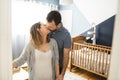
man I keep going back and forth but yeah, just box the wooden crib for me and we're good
[70,36,112,78]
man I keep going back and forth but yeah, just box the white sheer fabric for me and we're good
[12,0,58,59]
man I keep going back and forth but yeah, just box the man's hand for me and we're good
[56,74,64,80]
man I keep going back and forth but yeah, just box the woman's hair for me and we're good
[30,22,50,48]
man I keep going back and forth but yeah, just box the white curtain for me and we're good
[12,0,58,59]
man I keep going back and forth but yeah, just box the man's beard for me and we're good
[50,29,57,32]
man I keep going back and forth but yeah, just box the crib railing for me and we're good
[70,42,112,78]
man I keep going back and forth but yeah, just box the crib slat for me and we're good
[95,49,99,73]
[77,45,79,66]
[90,47,93,70]
[88,46,91,70]
[78,45,80,66]
[92,47,96,71]
[107,53,111,76]
[93,48,97,71]
[75,44,77,64]
[105,50,108,76]
[83,46,85,67]
[79,45,82,66]
[84,46,87,68]
[101,49,105,75]
[98,49,102,73]
[73,43,76,64]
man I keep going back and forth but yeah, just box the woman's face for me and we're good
[38,23,50,35]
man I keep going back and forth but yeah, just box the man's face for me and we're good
[46,20,57,31]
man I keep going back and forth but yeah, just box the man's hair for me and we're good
[47,10,61,26]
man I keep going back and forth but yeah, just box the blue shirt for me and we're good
[49,26,72,68]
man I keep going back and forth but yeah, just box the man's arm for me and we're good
[60,48,71,79]
[55,63,59,78]
[58,32,71,80]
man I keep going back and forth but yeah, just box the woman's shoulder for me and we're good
[25,41,35,49]
[50,38,57,44]
[50,38,56,42]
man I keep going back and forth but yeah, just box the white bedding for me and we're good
[71,48,111,75]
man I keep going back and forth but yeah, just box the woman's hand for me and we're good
[12,62,17,68]
[12,67,20,74]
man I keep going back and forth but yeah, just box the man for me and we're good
[46,10,71,80]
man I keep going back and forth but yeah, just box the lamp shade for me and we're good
[60,0,73,5]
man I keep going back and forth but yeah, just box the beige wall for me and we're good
[0,0,12,80]
[108,1,120,80]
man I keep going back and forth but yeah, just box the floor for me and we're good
[64,70,86,80]
[13,63,107,80]
[67,67,107,80]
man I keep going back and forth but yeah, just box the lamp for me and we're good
[87,23,96,45]
[60,0,73,5]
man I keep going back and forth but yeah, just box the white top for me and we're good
[33,49,52,80]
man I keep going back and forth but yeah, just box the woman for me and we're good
[13,22,59,80]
